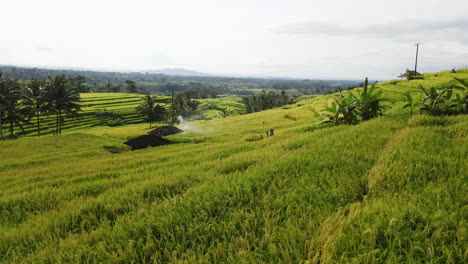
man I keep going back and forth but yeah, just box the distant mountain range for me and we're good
[141,68,214,77]
[0,64,358,81]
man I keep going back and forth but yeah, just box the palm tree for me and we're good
[0,76,27,137]
[42,75,81,135]
[24,79,46,137]
[136,95,166,128]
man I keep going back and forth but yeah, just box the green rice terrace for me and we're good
[0,70,467,263]
[4,92,245,136]
[5,93,149,136]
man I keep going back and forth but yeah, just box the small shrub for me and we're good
[102,144,130,153]
[408,76,424,80]
[95,109,121,119]
[244,135,263,142]
[284,113,297,121]
[107,117,126,127]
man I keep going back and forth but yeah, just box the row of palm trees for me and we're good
[0,72,81,138]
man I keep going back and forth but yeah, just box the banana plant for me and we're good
[320,90,358,126]
[453,78,468,114]
[402,92,422,116]
[351,78,387,121]
[419,84,458,116]
[454,93,468,114]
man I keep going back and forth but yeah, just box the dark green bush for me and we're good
[319,78,387,126]
[107,117,126,127]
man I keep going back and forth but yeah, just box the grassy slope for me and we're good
[0,70,467,263]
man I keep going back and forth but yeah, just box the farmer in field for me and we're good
[269,128,274,136]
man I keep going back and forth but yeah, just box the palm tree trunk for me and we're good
[36,110,40,137]
[9,119,14,136]
[56,112,59,135]
[59,109,62,135]
[0,111,3,138]
[58,109,61,135]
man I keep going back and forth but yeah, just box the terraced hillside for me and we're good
[16,93,152,135]
[0,70,467,263]
[5,92,245,136]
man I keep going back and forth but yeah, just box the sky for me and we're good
[1,0,468,79]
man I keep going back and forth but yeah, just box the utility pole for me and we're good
[414,43,420,74]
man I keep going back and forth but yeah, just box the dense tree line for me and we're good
[242,90,293,113]
[0,66,359,95]
[0,71,81,138]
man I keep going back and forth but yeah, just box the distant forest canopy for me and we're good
[0,66,360,96]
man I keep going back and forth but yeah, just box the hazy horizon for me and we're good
[1,0,467,79]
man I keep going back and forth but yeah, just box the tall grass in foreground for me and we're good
[0,70,467,263]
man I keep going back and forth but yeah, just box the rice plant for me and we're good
[0,69,466,263]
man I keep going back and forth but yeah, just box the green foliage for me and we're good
[171,92,201,121]
[94,108,121,119]
[102,81,121,93]
[320,78,386,126]
[352,78,387,121]
[107,117,126,127]
[419,84,460,116]
[320,89,358,126]
[283,113,297,121]
[136,95,167,128]
[0,76,28,137]
[401,69,423,80]
[402,92,422,116]
[125,80,137,93]
[453,78,468,114]
[0,66,359,96]
[242,90,293,113]
[23,79,47,137]
[42,75,82,135]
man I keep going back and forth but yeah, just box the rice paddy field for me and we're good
[0,70,467,263]
[7,93,245,136]
[20,93,150,135]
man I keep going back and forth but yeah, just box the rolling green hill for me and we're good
[0,70,467,263]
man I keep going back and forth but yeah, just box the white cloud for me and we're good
[275,18,468,44]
